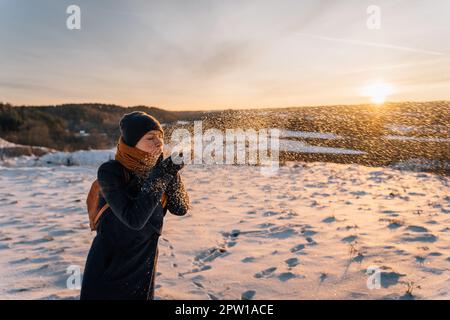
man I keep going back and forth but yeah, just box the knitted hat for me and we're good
[119,111,164,147]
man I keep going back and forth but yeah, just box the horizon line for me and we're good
[2,99,450,113]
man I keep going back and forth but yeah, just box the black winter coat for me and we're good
[80,158,189,300]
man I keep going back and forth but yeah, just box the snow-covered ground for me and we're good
[0,138,17,148]
[0,150,449,299]
[0,132,367,167]
[384,135,450,143]
[279,140,365,155]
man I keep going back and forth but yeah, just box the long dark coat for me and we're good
[80,159,189,300]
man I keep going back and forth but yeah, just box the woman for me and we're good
[80,111,190,300]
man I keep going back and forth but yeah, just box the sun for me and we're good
[362,82,394,104]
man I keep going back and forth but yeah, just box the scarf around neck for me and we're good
[115,136,162,179]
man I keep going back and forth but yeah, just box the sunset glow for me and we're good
[362,82,394,105]
[1,1,449,110]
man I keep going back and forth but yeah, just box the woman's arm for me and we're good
[165,172,190,216]
[98,160,175,231]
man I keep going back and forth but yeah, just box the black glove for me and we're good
[165,172,190,216]
[140,152,185,194]
[159,152,185,176]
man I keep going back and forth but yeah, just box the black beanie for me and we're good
[119,111,164,147]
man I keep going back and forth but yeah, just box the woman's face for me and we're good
[135,130,164,155]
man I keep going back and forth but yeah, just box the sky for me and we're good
[1,0,450,110]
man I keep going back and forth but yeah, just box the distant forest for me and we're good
[0,103,204,151]
[1,101,449,160]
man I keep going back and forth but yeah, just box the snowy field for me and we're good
[0,152,449,300]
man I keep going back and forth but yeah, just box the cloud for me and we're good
[298,33,448,57]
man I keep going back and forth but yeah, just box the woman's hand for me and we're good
[140,152,185,196]
[165,172,190,216]
[160,152,185,176]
